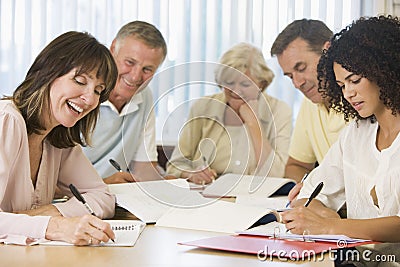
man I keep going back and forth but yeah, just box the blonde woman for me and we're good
[167,43,292,184]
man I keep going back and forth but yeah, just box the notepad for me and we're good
[37,220,145,247]
[202,174,296,198]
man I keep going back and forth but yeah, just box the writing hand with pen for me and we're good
[280,182,341,235]
[183,156,217,185]
[103,159,137,184]
[42,184,116,246]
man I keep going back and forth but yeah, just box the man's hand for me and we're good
[103,172,137,184]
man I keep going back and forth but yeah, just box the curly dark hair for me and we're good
[318,15,400,122]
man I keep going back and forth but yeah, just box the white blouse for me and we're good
[298,120,400,219]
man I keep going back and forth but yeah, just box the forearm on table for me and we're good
[331,216,400,242]
[16,204,62,216]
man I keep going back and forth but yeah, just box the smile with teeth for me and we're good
[67,100,83,113]
[123,78,138,87]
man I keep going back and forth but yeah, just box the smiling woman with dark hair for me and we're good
[281,15,400,242]
[0,31,118,246]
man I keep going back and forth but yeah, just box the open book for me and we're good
[155,199,283,234]
[202,174,296,198]
[108,179,211,223]
[36,220,145,247]
[108,179,284,233]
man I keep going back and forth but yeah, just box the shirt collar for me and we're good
[101,91,144,116]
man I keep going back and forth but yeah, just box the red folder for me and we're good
[179,235,376,259]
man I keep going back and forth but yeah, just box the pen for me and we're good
[109,158,123,172]
[69,184,96,216]
[202,156,216,185]
[304,182,324,207]
[300,172,309,183]
[68,184,115,243]
[285,172,309,208]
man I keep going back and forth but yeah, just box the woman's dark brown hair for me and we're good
[11,31,117,148]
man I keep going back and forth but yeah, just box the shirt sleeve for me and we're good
[166,102,203,177]
[0,213,50,241]
[0,107,50,240]
[288,98,317,164]
[256,100,292,177]
[53,146,115,219]
[133,107,158,162]
[297,125,347,211]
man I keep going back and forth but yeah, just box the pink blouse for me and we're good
[0,100,115,240]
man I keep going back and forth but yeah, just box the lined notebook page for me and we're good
[37,220,145,247]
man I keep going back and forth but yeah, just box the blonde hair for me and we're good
[215,42,274,91]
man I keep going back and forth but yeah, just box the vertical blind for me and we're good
[0,0,376,143]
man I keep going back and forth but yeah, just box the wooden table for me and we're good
[0,223,334,267]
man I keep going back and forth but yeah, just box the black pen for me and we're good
[69,184,96,216]
[304,182,324,207]
[69,184,115,243]
[109,159,123,172]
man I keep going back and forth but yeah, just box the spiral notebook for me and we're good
[37,220,146,247]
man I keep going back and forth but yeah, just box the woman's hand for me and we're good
[185,166,217,185]
[287,183,303,203]
[46,215,115,246]
[238,99,259,125]
[281,206,339,235]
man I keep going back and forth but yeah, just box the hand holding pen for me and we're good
[282,181,324,233]
[103,159,136,184]
[185,156,217,185]
[69,184,115,243]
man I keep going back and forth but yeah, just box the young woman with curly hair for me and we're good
[281,15,400,242]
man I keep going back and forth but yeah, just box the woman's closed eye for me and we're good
[74,75,87,85]
[350,77,361,84]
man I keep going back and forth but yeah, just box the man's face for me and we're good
[110,35,164,102]
[277,38,324,104]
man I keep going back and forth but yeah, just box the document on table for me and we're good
[37,220,146,247]
[109,179,210,223]
[202,174,296,198]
